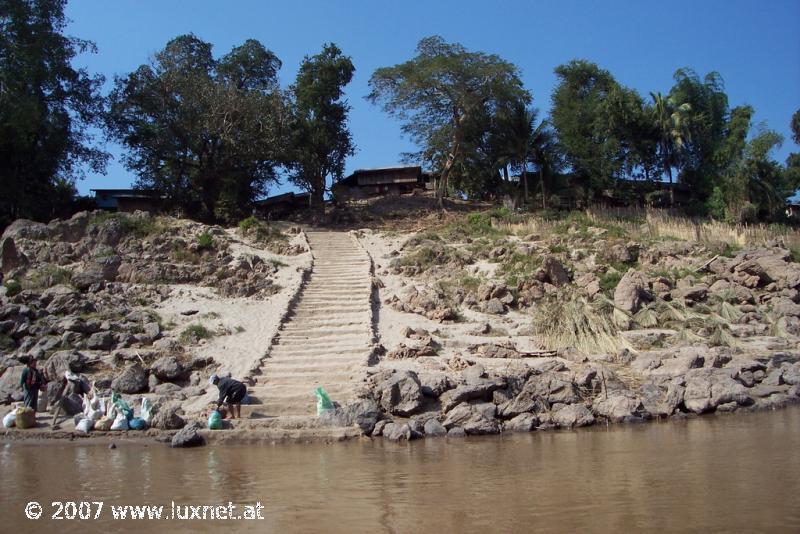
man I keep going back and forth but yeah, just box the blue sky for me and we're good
[64,0,800,196]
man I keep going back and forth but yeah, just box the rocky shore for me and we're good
[2,204,800,446]
[1,210,309,443]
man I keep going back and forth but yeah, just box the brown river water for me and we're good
[1,408,799,533]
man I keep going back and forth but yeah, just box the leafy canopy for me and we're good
[107,34,285,223]
[0,0,107,226]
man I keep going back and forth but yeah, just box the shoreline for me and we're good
[3,399,797,447]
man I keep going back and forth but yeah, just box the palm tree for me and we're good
[651,92,692,204]
[495,101,537,202]
[529,120,560,209]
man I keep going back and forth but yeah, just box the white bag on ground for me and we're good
[140,397,153,424]
[75,418,94,434]
[3,410,17,428]
[110,413,129,431]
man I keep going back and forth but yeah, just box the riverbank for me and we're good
[3,203,800,446]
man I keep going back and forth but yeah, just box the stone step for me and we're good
[268,345,369,357]
[264,355,367,370]
[256,371,358,385]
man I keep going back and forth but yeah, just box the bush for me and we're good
[26,265,72,288]
[238,216,260,233]
[179,324,213,344]
[197,232,214,250]
[3,279,22,297]
[599,271,622,293]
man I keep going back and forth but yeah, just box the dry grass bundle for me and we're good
[674,328,704,346]
[633,304,659,328]
[718,301,744,323]
[533,294,630,354]
[708,324,739,348]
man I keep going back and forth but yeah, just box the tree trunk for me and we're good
[666,163,674,207]
[437,136,460,210]
[539,167,546,210]
[309,174,326,219]
[522,166,528,203]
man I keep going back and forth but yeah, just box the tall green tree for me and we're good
[650,91,692,203]
[666,69,730,202]
[367,36,529,208]
[550,60,626,202]
[287,43,355,214]
[0,0,107,227]
[107,35,285,223]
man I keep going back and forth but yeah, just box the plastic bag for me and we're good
[208,410,222,430]
[94,417,113,431]
[3,410,17,428]
[75,418,93,434]
[15,407,35,429]
[314,387,334,416]
[128,417,147,430]
[140,398,153,424]
[110,413,129,431]
[112,393,133,420]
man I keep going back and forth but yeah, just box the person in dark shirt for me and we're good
[209,374,247,419]
[19,359,45,412]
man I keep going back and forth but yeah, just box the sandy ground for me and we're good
[155,229,312,413]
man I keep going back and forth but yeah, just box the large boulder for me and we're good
[150,400,186,430]
[86,331,114,350]
[614,269,650,314]
[442,402,500,435]
[382,422,413,441]
[376,370,425,416]
[734,250,800,289]
[150,355,185,382]
[318,399,381,435]
[423,418,447,437]
[111,363,148,394]
[592,391,650,423]
[170,421,205,448]
[1,237,27,275]
[503,413,538,432]
[71,269,105,291]
[638,379,685,417]
[439,378,506,412]
[552,404,595,428]
[683,368,751,413]
[0,365,25,402]
[541,256,570,287]
[43,350,86,381]
[496,371,579,418]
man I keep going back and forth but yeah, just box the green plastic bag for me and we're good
[314,387,334,415]
[208,410,222,430]
[111,392,133,421]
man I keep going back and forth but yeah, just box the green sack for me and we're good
[112,394,133,421]
[314,387,334,416]
[208,410,222,430]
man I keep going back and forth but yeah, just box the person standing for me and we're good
[210,374,247,419]
[19,359,44,413]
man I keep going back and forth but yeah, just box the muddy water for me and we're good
[1,409,799,533]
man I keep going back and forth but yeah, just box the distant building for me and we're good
[91,189,163,213]
[254,192,311,219]
[332,166,433,201]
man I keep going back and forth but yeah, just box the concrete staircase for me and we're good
[242,231,373,419]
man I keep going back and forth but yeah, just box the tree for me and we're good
[0,0,107,227]
[666,69,730,203]
[650,91,692,204]
[550,60,626,202]
[107,35,285,223]
[368,36,529,208]
[287,43,355,214]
